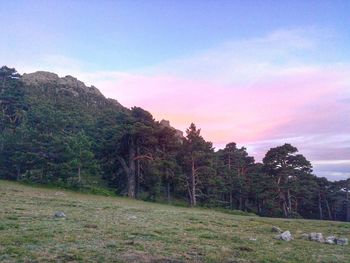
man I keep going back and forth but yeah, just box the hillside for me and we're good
[1,66,349,221]
[0,180,349,262]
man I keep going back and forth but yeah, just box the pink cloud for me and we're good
[14,28,349,179]
[94,66,350,181]
[97,67,349,149]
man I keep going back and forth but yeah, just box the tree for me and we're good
[2,65,350,222]
[117,107,157,198]
[0,66,27,133]
[263,143,312,217]
[67,131,98,185]
[247,163,278,216]
[219,143,254,210]
[181,123,214,206]
[155,124,182,202]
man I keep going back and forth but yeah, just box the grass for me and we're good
[0,180,349,262]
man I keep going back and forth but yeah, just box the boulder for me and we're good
[275,231,293,241]
[336,238,348,246]
[301,233,309,240]
[271,226,282,233]
[309,232,324,243]
[54,211,66,218]
[325,236,336,244]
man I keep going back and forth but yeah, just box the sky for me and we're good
[1,0,349,180]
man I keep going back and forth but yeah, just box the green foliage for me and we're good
[1,66,349,222]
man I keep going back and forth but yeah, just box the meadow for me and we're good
[0,180,349,262]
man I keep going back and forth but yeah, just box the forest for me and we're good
[1,66,349,221]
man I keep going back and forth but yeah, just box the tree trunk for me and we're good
[191,156,196,206]
[167,180,171,203]
[287,189,292,214]
[257,198,261,214]
[127,142,136,198]
[325,198,332,220]
[239,194,243,210]
[135,145,140,198]
[187,184,193,206]
[16,166,20,181]
[77,165,81,183]
[318,191,323,220]
[282,200,288,217]
[117,140,136,199]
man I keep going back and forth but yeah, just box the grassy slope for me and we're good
[0,180,349,263]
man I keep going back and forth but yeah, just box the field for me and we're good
[0,180,349,262]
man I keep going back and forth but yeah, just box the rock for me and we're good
[84,224,98,229]
[271,226,282,233]
[325,236,336,244]
[127,215,137,220]
[22,71,59,86]
[54,211,66,218]
[336,238,348,246]
[22,71,103,97]
[309,232,324,243]
[301,233,309,240]
[276,231,293,241]
[54,191,65,196]
[249,237,257,241]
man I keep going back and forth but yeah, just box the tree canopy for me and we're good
[1,66,349,222]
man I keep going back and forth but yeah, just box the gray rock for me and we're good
[54,211,66,218]
[22,71,103,97]
[249,237,257,241]
[301,233,309,240]
[22,71,59,86]
[276,231,293,241]
[325,236,336,244]
[336,238,348,246]
[309,232,324,243]
[271,226,283,233]
[54,191,65,196]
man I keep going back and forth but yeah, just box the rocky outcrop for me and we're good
[271,226,283,233]
[336,238,348,245]
[22,71,103,97]
[275,231,293,241]
[309,232,324,243]
[22,71,59,86]
[160,119,184,139]
[300,233,348,245]
[325,236,336,244]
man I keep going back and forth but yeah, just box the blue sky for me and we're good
[1,1,349,180]
[2,0,350,70]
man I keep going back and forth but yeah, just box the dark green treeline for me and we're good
[1,66,349,221]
